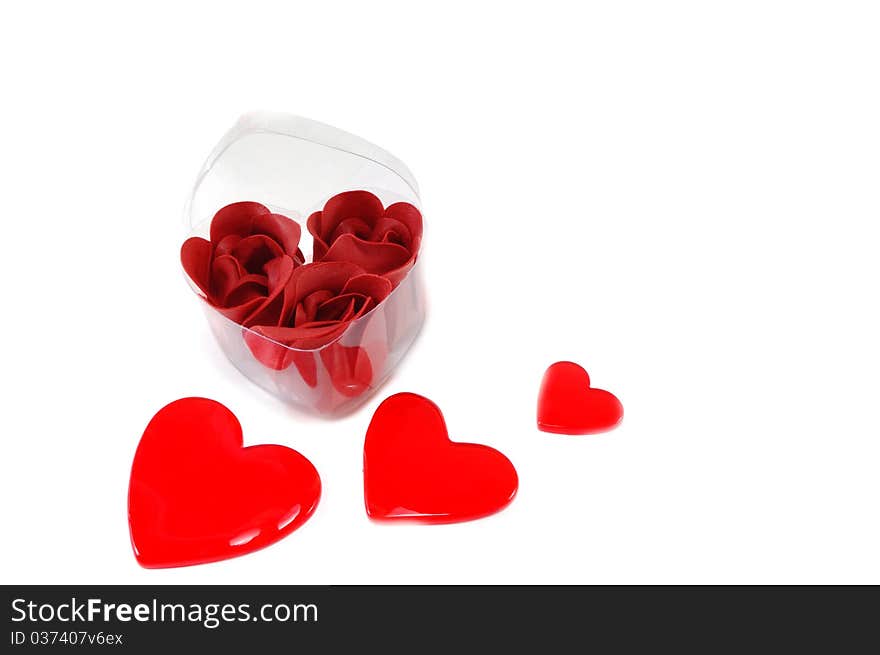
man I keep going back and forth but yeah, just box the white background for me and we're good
[1,1,878,584]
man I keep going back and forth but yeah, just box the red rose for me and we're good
[180,202,304,325]
[245,260,392,379]
[307,190,422,287]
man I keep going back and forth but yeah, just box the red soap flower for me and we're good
[180,202,304,325]
[181,194,419,407]
[307,190,422,287]
[245,260,393,375]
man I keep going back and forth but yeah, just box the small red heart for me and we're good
[363,393,518,523]
[128,398,321,568]
[537,361,623,434]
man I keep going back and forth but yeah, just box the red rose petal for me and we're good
[245,261,373,370]
[252,213,303,261]
[286,350,318,387]
[244,320,350,372]
[341,273,394,303]
[216,296,269,324]
[279,261,366,326]
[180,237,214,298]
[319,190,385,238]
[308,191,385,261]
[209,201,271,244]
[320,343,373,397]
[297,289,336,325]
[210,255,247,301]
[384,202,423,240]
[370,216,412,247]
[241,329,288,371]
[223,274,268,307]
[242,255,298,327]
[264,254,298,290]
[306,211,329,260]
[291,261,364,296]
[242,255,395,397]
[319,234,414,284]
[329,217,373,244]
[213,234,242,258]
[314,294,361,322]
[230,234,285,273]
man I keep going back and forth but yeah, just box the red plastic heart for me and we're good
[363,393,518,523]
[537,361,623,434]
[128,398,320,568]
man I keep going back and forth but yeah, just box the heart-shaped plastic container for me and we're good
[183,113,425,415]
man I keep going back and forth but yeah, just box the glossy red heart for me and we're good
[128,398,321,568]
[363,393,518,523]
[537,361,623,434]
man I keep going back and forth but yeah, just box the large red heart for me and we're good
[537,361,623,434]
[363,393,518,523]
[128,398,321,568]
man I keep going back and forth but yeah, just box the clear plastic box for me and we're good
[182,113,425,415]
